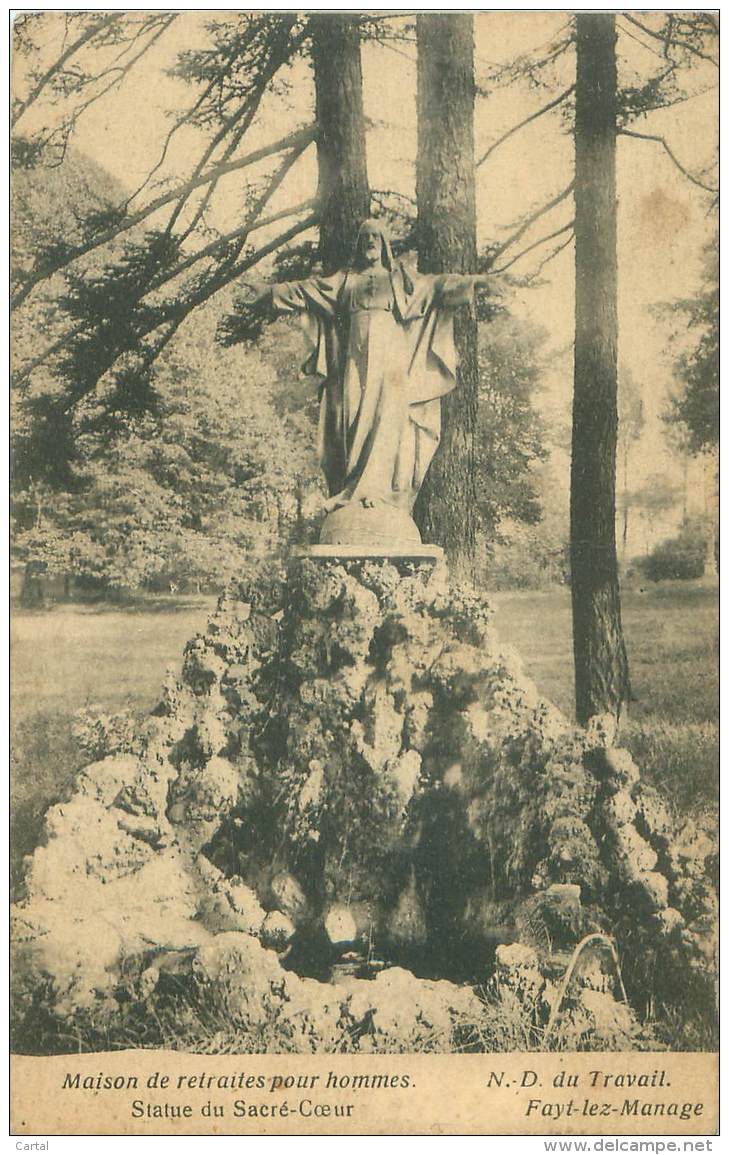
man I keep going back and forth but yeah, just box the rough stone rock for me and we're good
[11,565,717,1043]
[585,714,619,749]
[193,932,284,1027]
[493,944,544,1007]
[633,871,670,913]
[197,878,266,936]
[389,749,422,806]
[297,763,325,811]
[75,753,145,807]
[324,904,358,947]
[24,795,155,901]
[182,637,229,694]
[652,907,684,937]
[495,943,540,973]
[603,790,639,830]
[168,755,243,849]
[13,845,211,1019]
[269,872,310,926]
[342,966,481,1052]
[537,884,583,947]
[610,825,658,882]
[578,988,637,1044]
[385,869,427,948]
[592,746,641,792]
[273,971,347,1051]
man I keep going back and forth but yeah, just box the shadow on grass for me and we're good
[12,593,218,617]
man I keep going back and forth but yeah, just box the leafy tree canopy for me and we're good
[664,234,719,453]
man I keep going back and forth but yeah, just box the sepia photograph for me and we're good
[10,8,719,1136]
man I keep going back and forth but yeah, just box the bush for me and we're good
[484,523,570,591]
[638,523,706,583]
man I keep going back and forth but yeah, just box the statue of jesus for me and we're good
[240,219,492,547]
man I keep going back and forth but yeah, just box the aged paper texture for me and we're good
[10,9,718,1138]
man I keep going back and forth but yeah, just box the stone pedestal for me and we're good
[318,501,423,549]
[294,544,444,562]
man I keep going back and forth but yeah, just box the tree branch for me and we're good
[167,17,307,240]
[148,140,315,294]
[13,152,316,388]
[44,17,176,167]
[477,85,575,168]
[482,27,574,88]
[12,13,122,125]
[623,13,718,68]
[486,182,575,266]
[56,212,321,418]
[619,128,718,195]
[491,220,575,274]
[158,212,321,328]
[12,322,86,389]
[154,197,317,294]
[122,81,217,210]
[617,18,676,63]
[12,124,318,308]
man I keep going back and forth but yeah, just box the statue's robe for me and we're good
[272,265,474,512]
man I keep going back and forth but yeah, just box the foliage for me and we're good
[12,11,320,496]
[485,521,569,591]
[11,147,327,593]
[664,234,719,453]
[475,310,549,545]
[71,706,138,762]
[637,519,707,583]
[12,304,322,591]
[622,473,682,549]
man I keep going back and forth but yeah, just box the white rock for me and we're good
[325,904,358,946]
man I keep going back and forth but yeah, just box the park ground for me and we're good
[10,581,718,892]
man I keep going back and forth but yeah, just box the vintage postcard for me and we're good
[10,9,718,1137]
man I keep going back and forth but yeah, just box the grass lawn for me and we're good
[10,581,718,888]
[10,594,216,888]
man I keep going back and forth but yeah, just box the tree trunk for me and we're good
[571,14,630,726]
[20,561,44,609]
[310,15,370,275]
[414,14,479,580]
[702,449,718,579]
[620,438,628,560]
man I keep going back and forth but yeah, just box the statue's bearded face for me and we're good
[358,225,384,267]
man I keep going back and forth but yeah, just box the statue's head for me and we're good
[353,218,394,270]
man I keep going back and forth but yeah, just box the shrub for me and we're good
[71,705,138,762]
[484,524,570,591]
[638,523,706,583]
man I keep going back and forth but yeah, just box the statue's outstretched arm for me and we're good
[238,273,344,316]
[429,272,500,309]
[435,272,496,303]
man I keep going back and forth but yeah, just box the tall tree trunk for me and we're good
[310,15,370,274]
[414,13,479,580]
[621,436,629,561]
[702,449,718,579]
[571,13,630,726]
